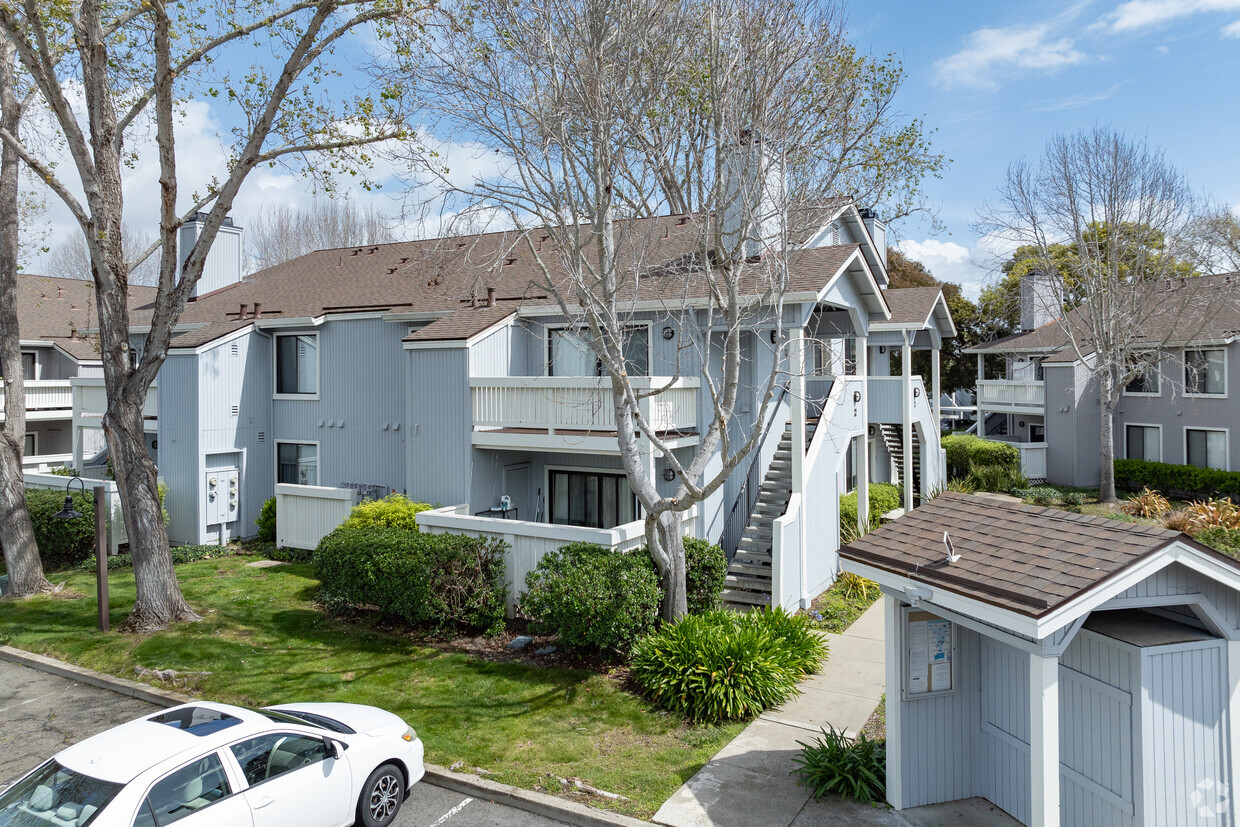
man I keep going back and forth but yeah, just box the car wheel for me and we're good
[357,763,404,827]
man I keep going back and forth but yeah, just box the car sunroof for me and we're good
[149,707,242,737]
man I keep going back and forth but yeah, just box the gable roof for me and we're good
[159,212,885,349]
[966,272,1240,358]
[840,492,1240,627]
[872,286,957,337]
[13,274,157,361]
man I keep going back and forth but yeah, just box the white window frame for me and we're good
[274,439,321,486]
[1183,347,1227,398]
[1184,427,1229,472]
[1122,359,1160,397]
[544,464,641,528]
[272,332,321,400]
[1123,422,1162,463]
[543,321,653,378]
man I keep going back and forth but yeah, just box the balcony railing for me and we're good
[0,379,73,413]
[471,376,699,435]
[71,377,159,421]
[977,379,1045,409]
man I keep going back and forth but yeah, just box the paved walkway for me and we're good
[653,603,1021,827]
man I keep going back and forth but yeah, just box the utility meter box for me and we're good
[206,468,240,525]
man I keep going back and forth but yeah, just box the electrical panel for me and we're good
[206,468,240,525]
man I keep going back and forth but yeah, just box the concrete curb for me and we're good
[0,644,649,826]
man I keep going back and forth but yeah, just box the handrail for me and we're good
[721,385,789,562]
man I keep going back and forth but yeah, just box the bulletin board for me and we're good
[903,608,955,699]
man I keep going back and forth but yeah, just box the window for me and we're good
[1125,369,1159,395]
[149,707,242,737]
[547,326,648,376]
[134,754,232,827]
[23,433,36,456]
[275,334,318,396]
[228,733,331,788]
[1033,358,1044,382]
[277,442,318,486]
[0,352,36,380]
[844,338,857,376]
[1186,428,1227,471]
[845,436,860,493]
[549,469,637,528]
[1029,424,1045,443]
[1185,349,1225,396]
[1125,425,1160,462]
[0,760,121,827]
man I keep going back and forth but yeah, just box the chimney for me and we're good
[1020,269,1062,332]
[239,303,248,319]
[252,302,262,319]
[486,287,496,308]
[718,130,785,262]
[179,211,245,299]
[858,207,888,270]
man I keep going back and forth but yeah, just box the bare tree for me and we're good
[1192,206,1240,272]
[979,127,1215,503]
[412,0,939,618]
[45,225,158,284]
[245,197,398,269]
[0,0,428,628]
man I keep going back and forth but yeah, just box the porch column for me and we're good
[72,422,83,474]
[884,594,904,809]
[856,334,869,535]
[1029,650,1061,827]
[901,330,913,511]
[791,331,807,606]
[932,344,941,428]
[976,353,985,437]
[1230,638,1240,804]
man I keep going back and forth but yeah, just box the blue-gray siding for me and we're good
[405,345,472,505]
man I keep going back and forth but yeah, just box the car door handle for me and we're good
[253,795,275,809]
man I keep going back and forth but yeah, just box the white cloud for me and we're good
[933,23,1087,91]
[896,238,991,299]
[1097,0,1240,32]
[1156,44,1170,53]
[1222,18,1240,36]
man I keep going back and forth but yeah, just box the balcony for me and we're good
[71,377,159,431]
[867,376,934,425]
[977,379,1045,413]
[0,380,73,420]
[470,376,700,454]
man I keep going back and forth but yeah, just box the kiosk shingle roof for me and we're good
[840,492,1239,617]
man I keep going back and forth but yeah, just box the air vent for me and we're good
[230,405,239,417]
[258,431,265,443]
[230,343,239,357]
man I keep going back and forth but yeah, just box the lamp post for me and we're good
[53,478,109,632]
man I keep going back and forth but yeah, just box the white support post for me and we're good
[902,331,913,511]
[856,334,869,536]
[976,353,985,437]
[884,594,904,809]
[790,331,807,606]
[932,345,942,427]
[1029,651,1061,827]
[1230,639,1240,808]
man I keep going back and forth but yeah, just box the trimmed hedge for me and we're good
[340,495,433,532]
[255,497,277,543]
[25,489,96,571]
[840,483,902,536]
[1197,527,1240,558]
[521,542,663,655]
[942,434,1020,479]
[683,537,728,615]
[314,526,507,635]
[1115,459,1240,500]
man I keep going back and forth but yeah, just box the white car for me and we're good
[0,701,424,827]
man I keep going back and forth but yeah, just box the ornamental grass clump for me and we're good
[792,725,886,804]
[1121,487,1171,519]
[630,608,827,724]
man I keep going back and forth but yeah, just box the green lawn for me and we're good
[0,555,741,818]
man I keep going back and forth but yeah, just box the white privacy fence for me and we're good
[0,380,74,412]
[23,471,127,557]
[419,505,697,615]
[275,484,359,550]
[471,377,699,434]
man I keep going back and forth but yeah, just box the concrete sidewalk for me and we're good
[652,603,1020,827]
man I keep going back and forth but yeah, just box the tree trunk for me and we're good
[649,510,687,622]
[106,394,199,630]
[1098,380,1117,504]
[0,39,48,599]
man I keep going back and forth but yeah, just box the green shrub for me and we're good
[79,544,235,572]
[255,497,277,543]
[967,462,1028,494]
[792,725,886,804]
[942,434,1020,478]
[315,527,507,634]
[630,610,811,723]
[47,466,77,477]
[521,543,662,655]
[945,477,976,494]
[25,489,96,571]
[743,607,829,677]
[1060,491,1087,508]
[340,495,433,532]
[1115,459,1240,500]
[1014,486,1061,506]
[683,537,727,615]
[839,483,902,541]
[1197,527,1240,558]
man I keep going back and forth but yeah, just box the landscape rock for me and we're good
[506,636,534,650]
[533,645,557,656]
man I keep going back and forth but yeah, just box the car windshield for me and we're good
[0,759,121,827]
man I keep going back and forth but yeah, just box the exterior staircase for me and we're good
[879,423,921,494]
[720,418,817,608]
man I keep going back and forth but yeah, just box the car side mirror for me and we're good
[325,738,342,760]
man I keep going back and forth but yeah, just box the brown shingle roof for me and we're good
[160,213,868,348]
[840,492,1239,618]
[881,286,944,326]
[404,305,517,342]
[13,274,157,361]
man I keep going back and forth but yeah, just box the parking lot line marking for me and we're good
[428,797,473,827]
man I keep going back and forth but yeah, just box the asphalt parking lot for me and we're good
[0,658,568,826]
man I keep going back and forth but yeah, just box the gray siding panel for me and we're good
[406,346,472,505]
[157,353,202,544]
[979,635,1031,825]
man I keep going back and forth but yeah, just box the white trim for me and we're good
[167,323,257,356]
[1121,422,1162,463]
[404,339,469,350]
[1184,425,1230,472]
[1184,346,1228,398]
[23,431,37,455]
[1029,651,1061,827]
[272,331,321,401]
[1230,639,1240,804]
[883,595,904,810]
[273,439,321,487]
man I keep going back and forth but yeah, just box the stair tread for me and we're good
[721,589,771,605]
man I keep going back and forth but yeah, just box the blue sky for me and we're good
[855,0,1240,297]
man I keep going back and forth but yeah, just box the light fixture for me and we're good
[662,468,676,482]
[769,329,778,344]
[1018,420,1026,428]
[53,477,86,521]
[852,391,862,403]
[878,345,886,354]
[662,326,675,340]
[913,387,921,398]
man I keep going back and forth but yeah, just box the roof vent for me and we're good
[504,258,516,266]
[486,287,496,307]
[943,531,960,564]
[252,303,262,319]
[351,249,361,256]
